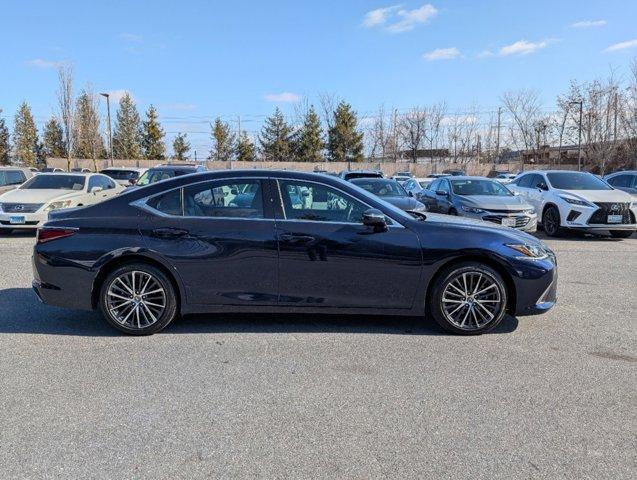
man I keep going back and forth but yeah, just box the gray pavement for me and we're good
[0,230,635,479]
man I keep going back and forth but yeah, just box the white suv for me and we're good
[508,170,636,238]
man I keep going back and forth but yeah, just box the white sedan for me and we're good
[402,177,433,198]
[508,170,636,238]
[0,173,124,231]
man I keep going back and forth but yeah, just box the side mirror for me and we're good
[537,182,548,191]
[436,190,448,196]
[408,191,413,197]
[128,178,137,185]
[512,191,520,196]
[362,208,387,231]
[91,186,103,194]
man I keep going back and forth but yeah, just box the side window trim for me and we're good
[134,177,273,220]
[273,178,402,227]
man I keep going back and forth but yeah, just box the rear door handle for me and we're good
[279,233,315,244]
[152,227,189,238]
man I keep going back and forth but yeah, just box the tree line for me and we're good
[1,58,636,173]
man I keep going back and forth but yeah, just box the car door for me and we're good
[272,178,422,309]
[86,175,111,204]
[138,177,279,306]
[525,174,545,212]
[419,179,439,211]
[509,174,533,202]
[435,178,453,213]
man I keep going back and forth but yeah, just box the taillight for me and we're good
[37,228,77,244]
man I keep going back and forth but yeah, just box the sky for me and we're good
[1,0,636,154]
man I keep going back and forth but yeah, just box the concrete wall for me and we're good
[46,157,576,176]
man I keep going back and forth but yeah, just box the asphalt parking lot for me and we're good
[0,230,635,479]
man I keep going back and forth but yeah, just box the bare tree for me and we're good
[399,107,428,163]
[423,102,446,171]
[318,92,340,131]
[56,65,75,171]
[501,90,542,152]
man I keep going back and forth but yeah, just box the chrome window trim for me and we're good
[274,178,405,228]
[131,176,271,220]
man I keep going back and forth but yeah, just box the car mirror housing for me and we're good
[537,182,548,191]
[91,186,104,194]
[362,208,387,231]
[436,190,448,196]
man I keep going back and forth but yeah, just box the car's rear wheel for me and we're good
[543,206,561,237]
[609,230,634,239]
[99,263,178,335]
[430,262,508,335]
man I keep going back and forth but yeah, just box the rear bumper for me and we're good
[32,253,94,311]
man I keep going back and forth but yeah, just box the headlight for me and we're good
[559,195,593,207]
[45,200,74,211]
[461,205,484,214]
[505,243,550,260]
[522,208,535,215]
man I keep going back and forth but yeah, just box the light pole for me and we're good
[100,93,114,166]
[570,100,583,171]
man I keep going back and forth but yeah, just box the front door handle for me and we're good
[279,233,315,244]
[152,227,189,238]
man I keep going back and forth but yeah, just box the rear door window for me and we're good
[183,180,264,218]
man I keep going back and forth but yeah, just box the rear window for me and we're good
[21,175,85,190]
[547,172,611,190]
[0,170,27,186]
[102,169,140,181]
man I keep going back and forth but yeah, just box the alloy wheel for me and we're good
[441,271,503,330]
[105,270,166,329]
[544,208,559,236]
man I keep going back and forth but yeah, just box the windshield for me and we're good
[0,170,25,187]
[21,174,85,190]
[547,172,612,190]
[102,169,140,181]
[351,179,407,197]
[137,169,176,186]
[451,179,512,196]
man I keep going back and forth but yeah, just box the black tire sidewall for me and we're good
[543,206,561,237]
[99,263,178,335]
[429,262,508,335]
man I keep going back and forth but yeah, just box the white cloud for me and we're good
[25,58,64,69]
[477,49,495,58]
[423,47,460,61]
[161,103,197,111]
[499,40,548,56]
[264,92,301,103]
[362,5,399,28]
[570,20,606,28]
[604,39,637,53]
[119,32,143,42]
[363,3,438,33]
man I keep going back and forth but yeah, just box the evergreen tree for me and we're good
[209,117,235,161]
[112,92,142,159]
[172,133,190,160]
[43,117,66,158]
[0,109,10,165]
[74,90,105,161]
[259,108,292,162]
[142,105,166,160]
[12,102,39,166]
[327,102,364,163]
[235,131,257,162]
[295,105,324,162]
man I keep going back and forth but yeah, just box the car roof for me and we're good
[101,167,146,171]
[150,165,202,171]
[0,166,32,171]
[442,175,492,181]
[604,170,637,177]
[350,177,396,182]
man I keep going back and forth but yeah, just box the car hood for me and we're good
[0,188,85,204]
[557,189,633,203]
[424,212,541,245]
[382,196,425,210]
[456,195,533,210]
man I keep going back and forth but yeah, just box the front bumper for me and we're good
[511,255,558,316]
[560,202,637,231]
[0,211,48,229]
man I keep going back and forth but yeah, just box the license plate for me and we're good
[9,216,25,224]
[501,217,517,227]
[607,214,623,224]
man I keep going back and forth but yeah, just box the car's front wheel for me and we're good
[99,263,178,335]
[543,206,562,237]
[429,262,508,335]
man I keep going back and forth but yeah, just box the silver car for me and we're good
[419,176,538,232]
[0,167,35,195]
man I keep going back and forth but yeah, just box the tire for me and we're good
[99,263,178,335]
[609,230,634,239]
[429,262,508,335]
[542,205,562,237]
[449,207,458,216]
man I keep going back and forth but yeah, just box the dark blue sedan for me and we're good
[32,170,557,335]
